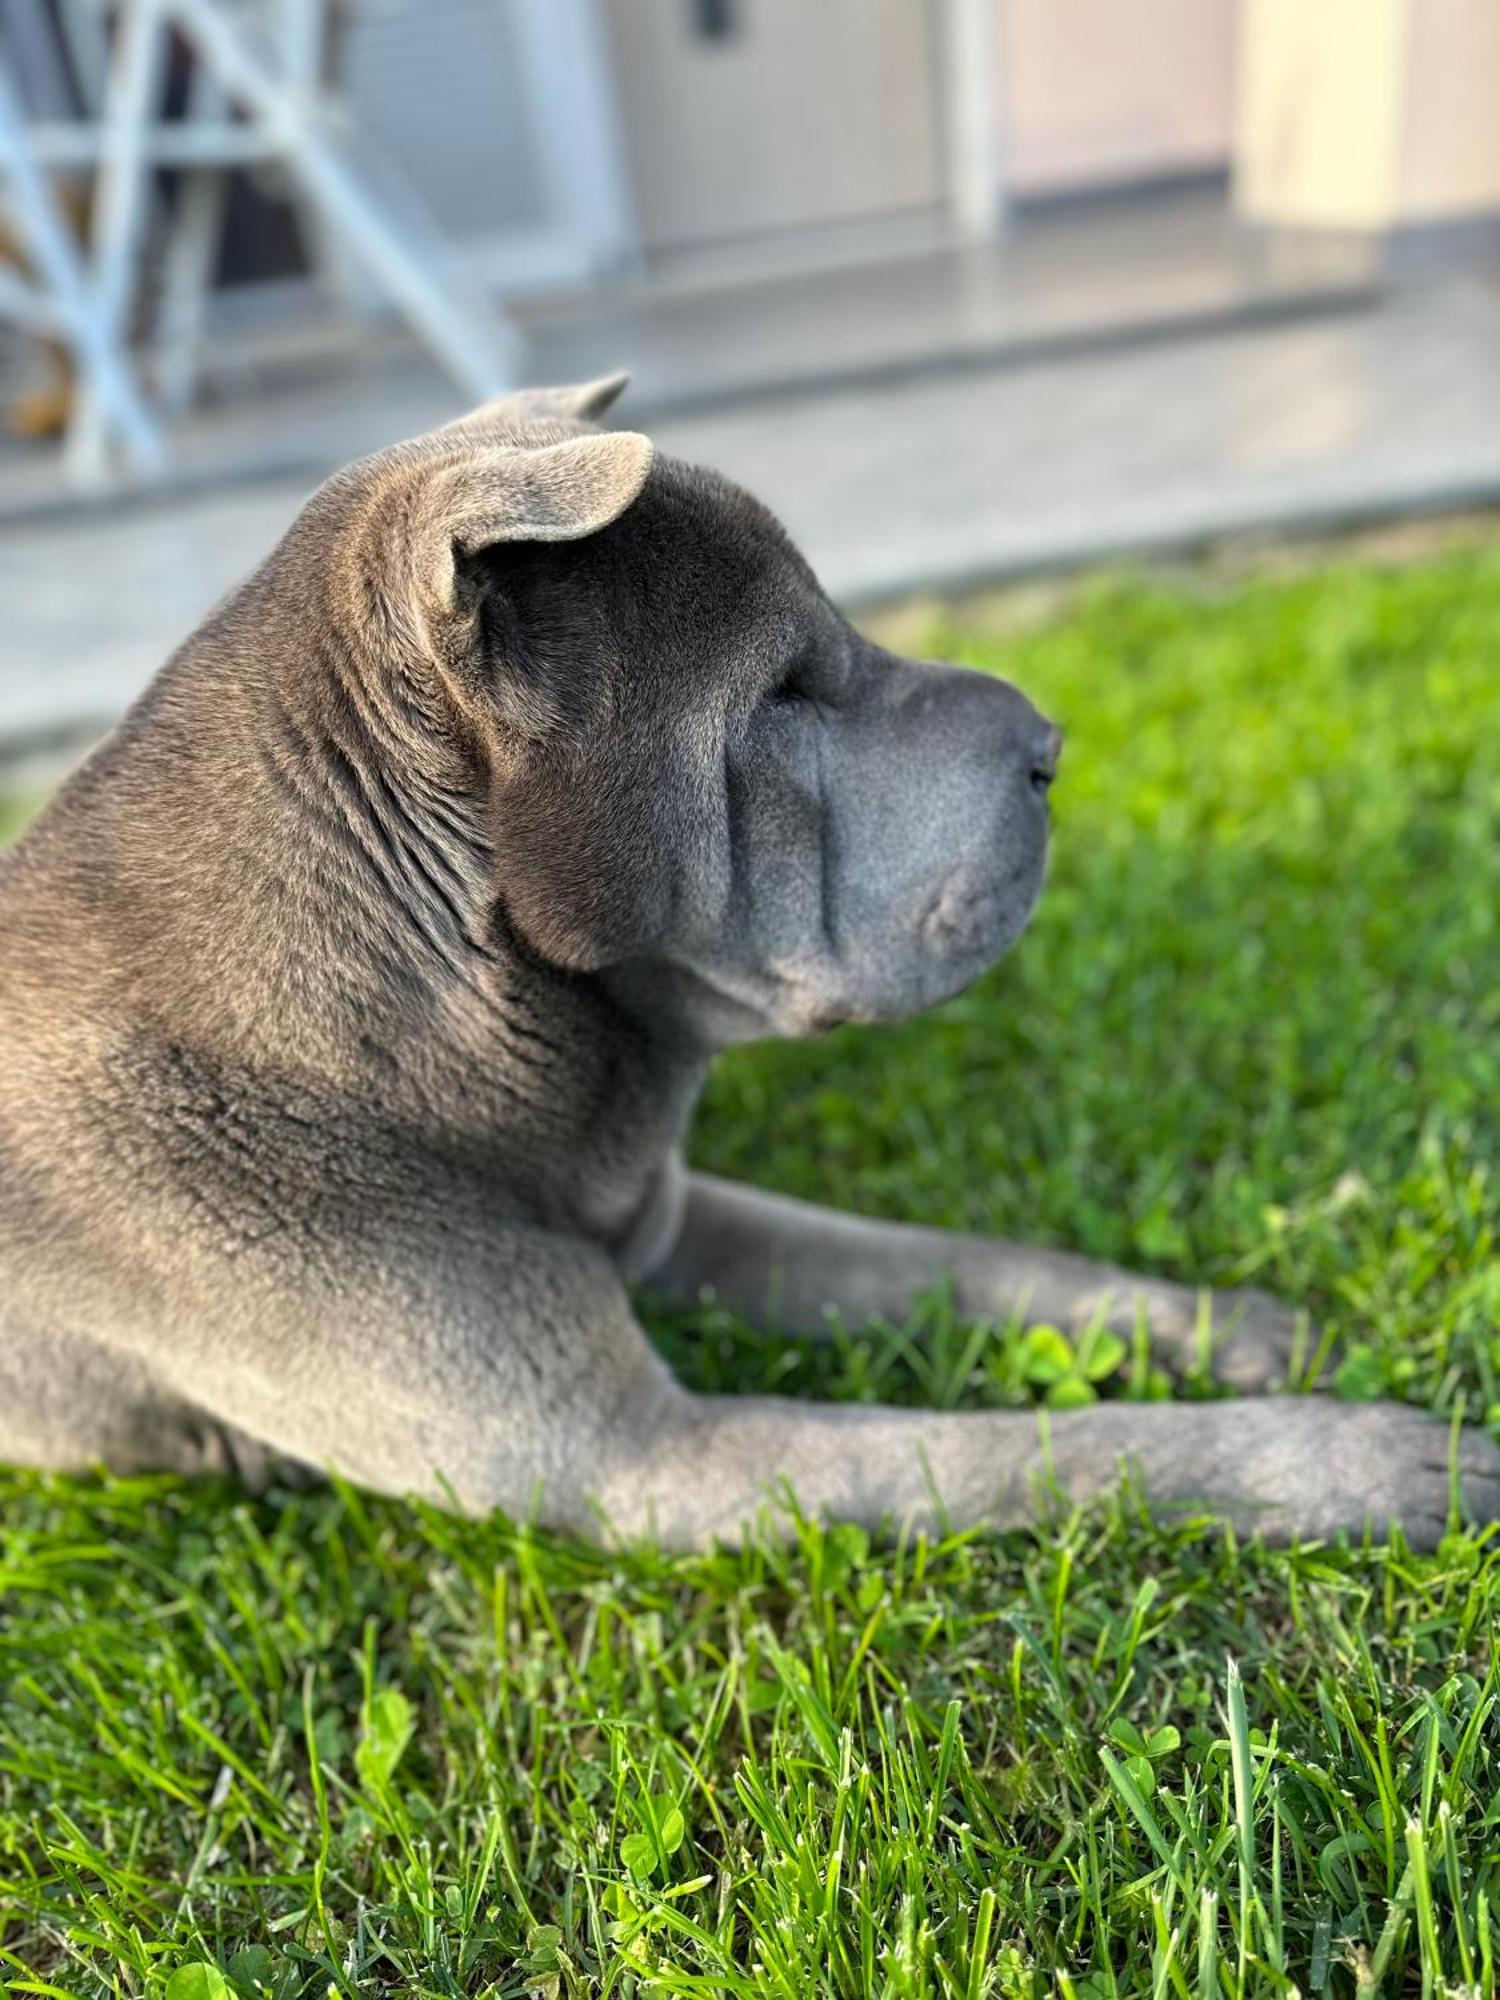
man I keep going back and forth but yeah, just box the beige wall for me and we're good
[1003,0,1236,196]
[1002,0,1500,227]
[1400,0,1500,217]
[1237,0,1500,229]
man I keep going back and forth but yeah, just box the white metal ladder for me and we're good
[0,0,519,488]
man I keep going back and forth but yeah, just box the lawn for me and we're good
[4,541,1500,1997]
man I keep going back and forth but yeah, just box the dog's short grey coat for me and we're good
[3,377,1496,1547]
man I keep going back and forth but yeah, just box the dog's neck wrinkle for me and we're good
[261,642,571,1064]
[70,610,527,1105]
[288,679,489,974]
[266,522,571,1049]
[253,639,705,1222]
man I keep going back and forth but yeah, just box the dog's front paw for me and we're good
[1232,1399,1500,1548]
[1049,1397,1500,1548]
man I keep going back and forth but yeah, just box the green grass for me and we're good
[5,542,1500,1997]
[0,795,39,846]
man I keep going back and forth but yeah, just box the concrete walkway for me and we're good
[5,271,1500,742]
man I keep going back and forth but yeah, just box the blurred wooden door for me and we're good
[605,0,944,253]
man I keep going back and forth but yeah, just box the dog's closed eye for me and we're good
[765,677,813,710]
[762,651,820,711]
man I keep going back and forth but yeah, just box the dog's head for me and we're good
[325,377,1057,1047]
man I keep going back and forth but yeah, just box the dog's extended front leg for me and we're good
[603,1388,1500,1552]
[646,1171,1305,1390]
[130,1225,1496,1550]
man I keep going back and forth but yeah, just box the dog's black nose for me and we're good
[1029,721,1062,793]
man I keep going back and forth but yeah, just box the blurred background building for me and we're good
[4,0,1500,749]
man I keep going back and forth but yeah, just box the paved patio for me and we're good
[4,256,1500,746]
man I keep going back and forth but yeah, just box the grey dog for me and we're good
[2,377,1495,1548]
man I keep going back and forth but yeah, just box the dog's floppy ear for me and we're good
[439,372,632,437]
[412,429,652,631]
